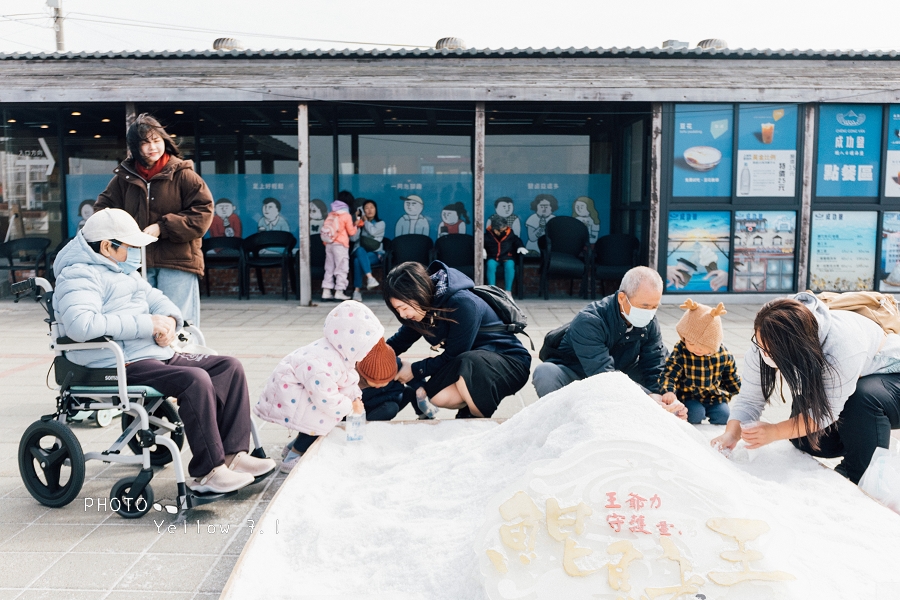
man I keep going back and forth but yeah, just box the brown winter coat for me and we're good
[94,156,213,277]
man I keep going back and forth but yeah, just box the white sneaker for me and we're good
[366,275,380,290]
[321,289,333,300]
[415,388,440,419]
[226,451,276,478]
[352,290,363,302]
[280,451,303,473]
[334,290,351,300]
[281,444,293,459]
[187,465,253,494]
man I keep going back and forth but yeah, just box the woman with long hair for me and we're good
[383,261,531,418]
[350,199,385,301]
[93,113,213,326]
[712,293,900,484]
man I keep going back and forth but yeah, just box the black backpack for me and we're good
[472,285,534,349]
[539,323,571,362]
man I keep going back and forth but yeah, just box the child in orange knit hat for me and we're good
[658,299,740,425]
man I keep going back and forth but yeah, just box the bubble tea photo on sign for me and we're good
[761,123,775,144]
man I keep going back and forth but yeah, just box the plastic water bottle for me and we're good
[346,402,366,442]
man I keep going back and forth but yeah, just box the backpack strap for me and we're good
[478,324,535,350]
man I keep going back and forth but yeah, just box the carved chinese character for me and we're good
[606,540,643,592]
[546,498,592,542]
[644,537,705,599]
[706,518,795,586]
[498,492,543,565]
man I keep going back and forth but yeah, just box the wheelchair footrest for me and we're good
[187,490,238,507]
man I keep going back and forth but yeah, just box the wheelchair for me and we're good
[13,276,271,519]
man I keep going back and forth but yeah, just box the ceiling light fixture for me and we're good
[7,119,16,123]
[94,134,101,138]
[101,118,110,123]
[40,124,49,129]
[71,111,81,116]
[69,129,76,134]
[174,110,184,115]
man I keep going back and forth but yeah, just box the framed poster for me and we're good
[884,105,900,198]
[809,211,877,292]
[665,211,731,292]
[816,104,882,197]
[880,212,900,291]
[672,104,733,197]
[733,211,796,292]
[736,105,798,197]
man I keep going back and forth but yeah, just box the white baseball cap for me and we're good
[81,208,158,247]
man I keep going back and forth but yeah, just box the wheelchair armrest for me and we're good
[57,335,112,345]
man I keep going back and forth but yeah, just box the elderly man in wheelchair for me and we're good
[49,208,275,499]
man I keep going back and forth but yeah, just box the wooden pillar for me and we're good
[648,103,663,272]
[125,102,136,128]
[796,104,816,292]
[298,104,312,305]
[473,102,486,285]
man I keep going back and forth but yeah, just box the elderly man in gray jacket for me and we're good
[53,208,274,494]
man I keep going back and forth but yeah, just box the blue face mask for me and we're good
[119,247,143,275]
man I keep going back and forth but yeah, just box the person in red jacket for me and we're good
[484,214,527,296]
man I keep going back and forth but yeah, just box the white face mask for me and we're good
[622,295,657,328]
[761,353,778,369]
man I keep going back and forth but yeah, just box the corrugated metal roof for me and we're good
[0,46,898,60]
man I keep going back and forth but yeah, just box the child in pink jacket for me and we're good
[253,300,397,472]
[320,199,359,301]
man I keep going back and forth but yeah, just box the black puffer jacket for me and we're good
[484,225,524,261]
[549,292,667,393]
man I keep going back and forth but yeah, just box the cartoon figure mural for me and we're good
[394,194,430,237]
[209,197,242,238]
[258,197,291,232]
[76,200,95,231]
[525,193,558,252]
[572,196,600,244]
[310,198,327,235]
[491,197,521,238]
[438,202,470,236]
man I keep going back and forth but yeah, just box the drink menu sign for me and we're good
[884,105,900,198]
[809,211,877,292]
[736,104,798,197]
[816,104,882,197]
[672,104,733,197]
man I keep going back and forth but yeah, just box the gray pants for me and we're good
[147,267,201,327]
[533,362,581,398]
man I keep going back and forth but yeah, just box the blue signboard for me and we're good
[885,106,900,198]
[736,104,798,197]
[809,211,877,291]
[66,174,111,235]
[665,211,731,292]
[816,104,882,197]
[673,104,733,197]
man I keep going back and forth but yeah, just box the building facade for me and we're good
[2,46,900,301]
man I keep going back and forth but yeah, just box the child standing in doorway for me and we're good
[320,199,358,301]
[254,301,398,472]
[658,299,740,425]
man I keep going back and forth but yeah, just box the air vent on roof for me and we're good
[435,37,466,50]
[213,38,243,51]
[662,40,689,49]
[697,39,728,50]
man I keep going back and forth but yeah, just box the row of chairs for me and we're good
[0,237,54,284]
[202,231,297,300]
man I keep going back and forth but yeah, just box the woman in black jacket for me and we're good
[383,261,532,418]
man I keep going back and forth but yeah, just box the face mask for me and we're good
[761,353,778,369]
[119,247,143,275]
[622,295,657,328]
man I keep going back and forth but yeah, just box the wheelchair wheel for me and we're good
[94,409,115,428]
[120,399,184,466]
[18,419,85,508]
[110,476,154,519]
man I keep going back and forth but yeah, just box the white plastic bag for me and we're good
[858,446,900,513]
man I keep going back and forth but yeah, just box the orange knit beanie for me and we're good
[356,338,398,387]
[675,298,726,355]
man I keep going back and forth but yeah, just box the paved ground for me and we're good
[0,293,781,599]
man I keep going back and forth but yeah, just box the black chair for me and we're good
[309,234,326,283]
[385,234,433,274]
[434,234,475,279]
[241,231,297,300]
[592,234,641,298]
[539,216,591,300]
[0,237,52,285]
[48,237,73,282]
[201,237,244,299]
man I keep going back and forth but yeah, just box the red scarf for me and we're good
[135,152,170,181]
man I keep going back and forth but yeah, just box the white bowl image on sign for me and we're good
[684,146,722,171]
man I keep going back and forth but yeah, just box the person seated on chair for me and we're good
[532,266,686,419]
[52,208,275,494]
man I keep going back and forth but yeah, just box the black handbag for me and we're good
[359,234,381,252]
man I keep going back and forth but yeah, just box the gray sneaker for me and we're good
[352,290,363,302]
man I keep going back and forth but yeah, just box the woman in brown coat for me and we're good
[94,114,213,326]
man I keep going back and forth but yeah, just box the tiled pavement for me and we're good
[0,293,783,598]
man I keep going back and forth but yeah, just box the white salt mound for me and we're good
[225,373,900,599]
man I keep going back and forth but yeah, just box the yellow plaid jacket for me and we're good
[658,341,740,404]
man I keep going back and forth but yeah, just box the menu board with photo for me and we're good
[884,106,900,198]
[880,212,900,291]
[816,104,882,197]
[672,104,733,197]
[733,211,796,292]
[665,211,731,292]
[809,211,877,292]
[736,105,798,197]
